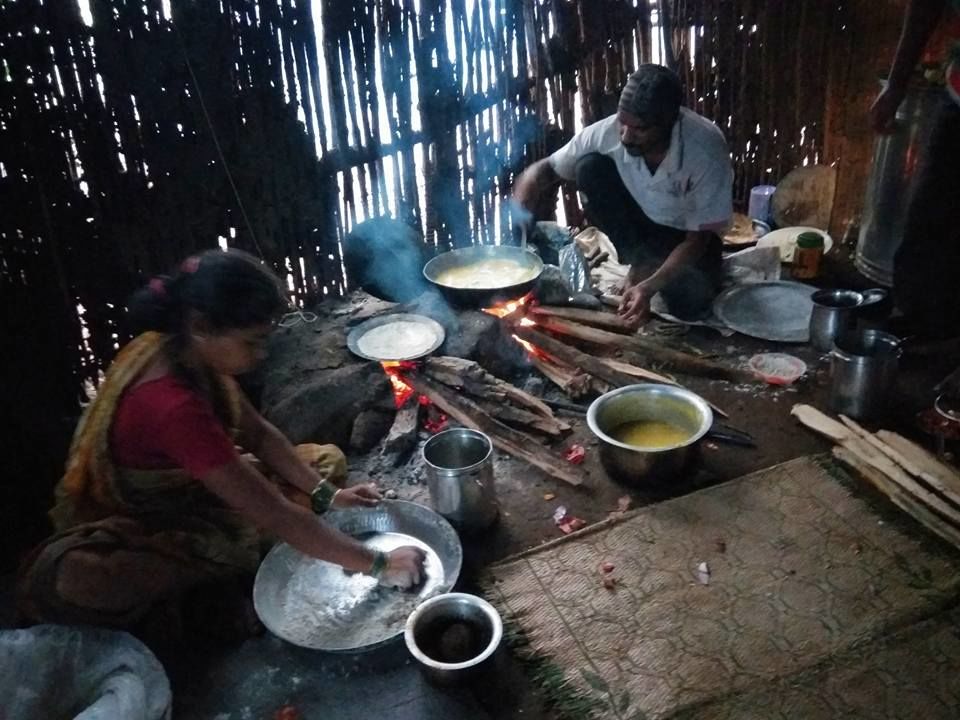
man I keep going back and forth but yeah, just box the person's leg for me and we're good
[894,99,960,338]
[656,234,723,320]
[575,153,669,266]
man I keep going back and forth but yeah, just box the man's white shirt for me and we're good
[548,107,734,233]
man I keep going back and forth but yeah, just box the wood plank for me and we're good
[528,315,756,383]
[408,375,586,487]
[529,305,634,334]
[834,446,960,550]
[791,403,853,443]
[514,326,638,388]
[876,430,960,496]
[529,355,594,399]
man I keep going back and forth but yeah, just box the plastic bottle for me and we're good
[792,231,824,280]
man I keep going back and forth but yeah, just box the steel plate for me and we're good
[253,501,462,652]
[346,313,445,362]
[713,281,816,343]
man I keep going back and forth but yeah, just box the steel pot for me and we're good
[404,592,503,686]
[829,329,901,420]
[809,289,864,352]
[586,385,713,486]
[422,428,499,532]
[422,245,544,308]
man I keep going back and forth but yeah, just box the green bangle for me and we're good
[368,550,388,578]
[310,480,337,515]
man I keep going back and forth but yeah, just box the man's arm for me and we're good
[511,158,563,217]
[872,0,946,132]
[619,231,709,326]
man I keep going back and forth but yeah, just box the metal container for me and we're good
[857,288,893,328]
[405,592,503,686]
[829,329,901,420]
[586,385,713,486]
[856,82,942,286]
[809,289,864,352]
[422,245,543,307]
[422,428,498,532]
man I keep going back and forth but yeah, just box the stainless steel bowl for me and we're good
[587,384,713,485]
[404,592,503,686]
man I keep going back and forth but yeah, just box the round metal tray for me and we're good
[253,501,462,652]
[713,281,816,343]
[346,313,445,362]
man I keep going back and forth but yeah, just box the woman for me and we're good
[18,249,425,638]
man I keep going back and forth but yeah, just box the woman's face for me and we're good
[196,323,274,376]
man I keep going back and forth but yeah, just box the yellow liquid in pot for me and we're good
[610,420,690,448]
[435,259,536,289]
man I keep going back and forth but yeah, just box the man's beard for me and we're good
[622,143,646,156]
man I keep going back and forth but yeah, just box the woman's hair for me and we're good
[128,249,288,335]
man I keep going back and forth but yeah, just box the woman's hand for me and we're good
[379,546,428,590]
[331,482,382,509]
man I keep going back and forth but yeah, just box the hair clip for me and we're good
[180,256,201,274]
[148,277,167,296]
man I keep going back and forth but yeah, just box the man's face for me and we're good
[617,110,670,157]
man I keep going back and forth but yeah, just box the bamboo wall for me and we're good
[0,0,903,562]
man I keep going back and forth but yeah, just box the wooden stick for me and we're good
[408,375,586,487]
[468,397,571,437]
[876,430,960,496]
[598,357,677,385]
[529,305,634,334]
[529,354,593,399]
[834,446,960,549]
[840,416,960,508]
[425,356,553,419]
[529,315,756,383]
[515,326,639,389]
[791,404,853,443]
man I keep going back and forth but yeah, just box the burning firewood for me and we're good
[421,357,571,436]
[528,315,758,384]
[408,375,586,488]
[528,305,635,334]
[529,354,594,399]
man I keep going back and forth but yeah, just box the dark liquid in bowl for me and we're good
[416,617,493,664]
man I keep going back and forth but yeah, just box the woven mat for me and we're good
[482,457,960,719]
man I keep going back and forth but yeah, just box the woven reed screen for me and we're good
[0,0,901,550]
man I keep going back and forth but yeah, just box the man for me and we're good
[871,0,960,339]
[512,64,733,327]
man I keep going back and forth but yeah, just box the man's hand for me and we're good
[331,482,381,509]
[870,84,905,134]
[618,283,654,328]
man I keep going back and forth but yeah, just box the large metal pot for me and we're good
[829,329,901,420]
[422,428,499,532]
[404,592,503,686]
[587,385,713,486]
[422,245,543,307]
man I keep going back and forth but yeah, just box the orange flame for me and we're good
[482,292,534,319]
[381,361,417,408]
[511,333,549,360]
